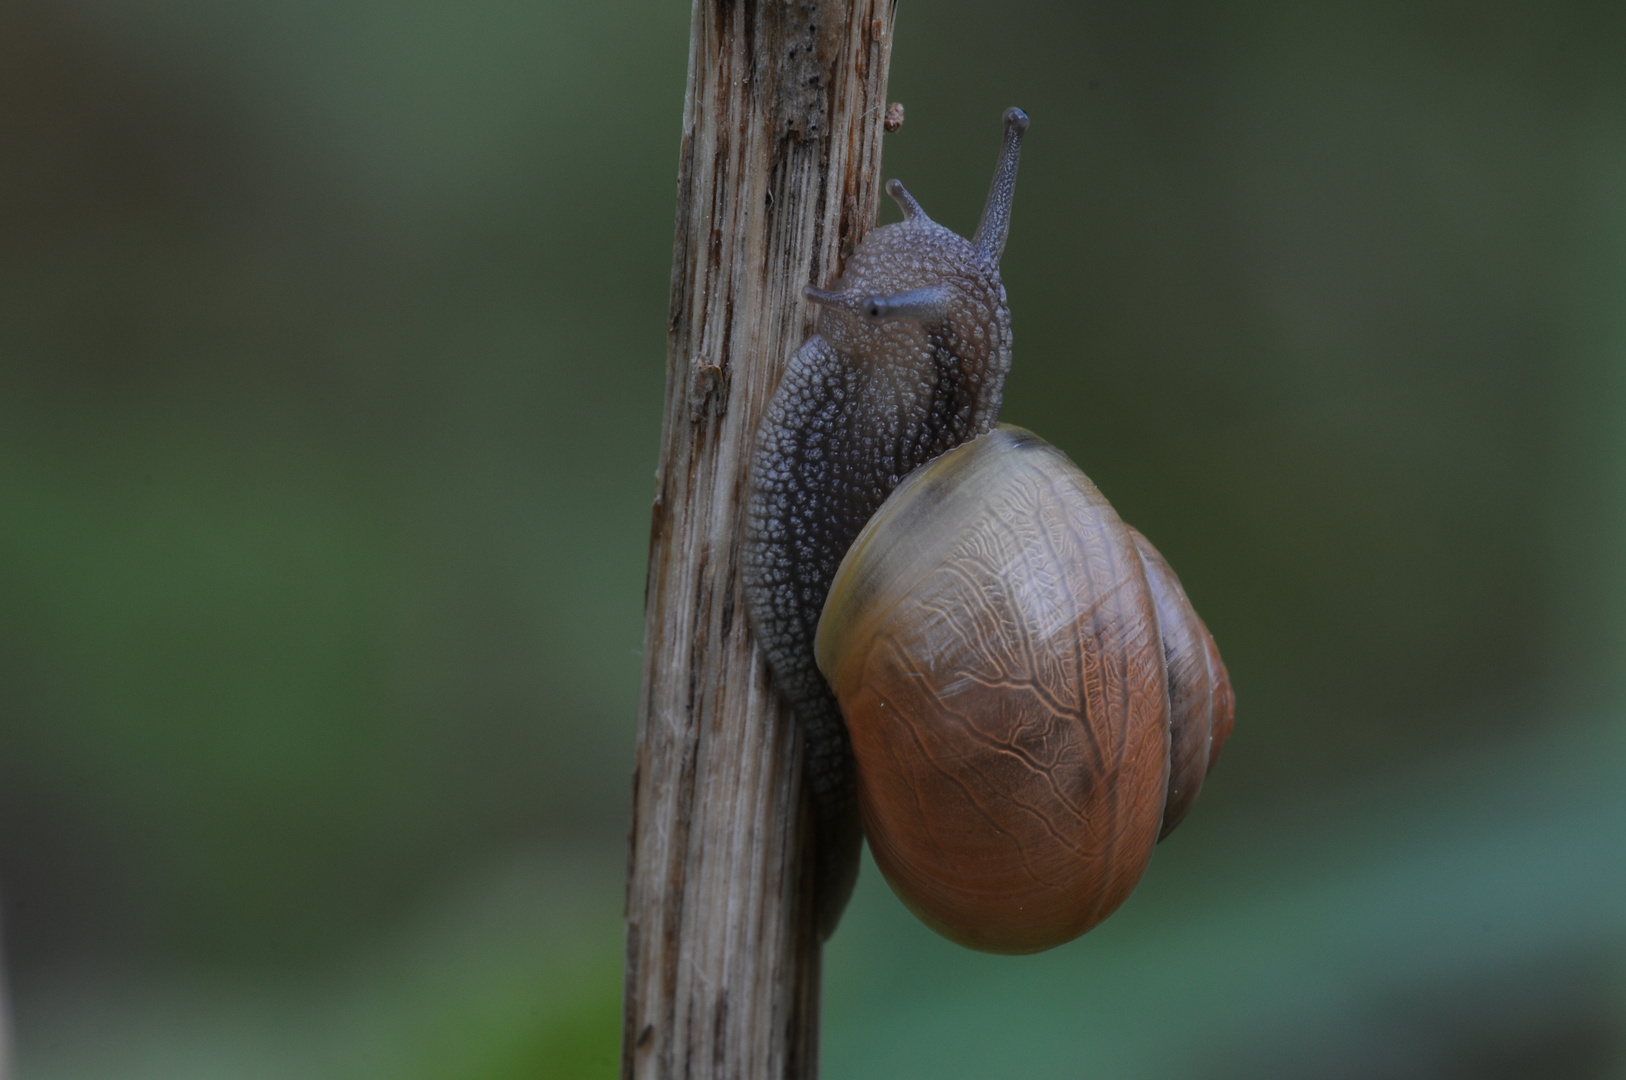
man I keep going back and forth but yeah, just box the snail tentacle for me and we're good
[972,107,1028,262]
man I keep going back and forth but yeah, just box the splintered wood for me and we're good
[621,3,896,1079]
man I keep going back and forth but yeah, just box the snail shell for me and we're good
[815,425,1232,953]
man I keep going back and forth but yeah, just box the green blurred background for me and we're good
[2,1,1623,1076]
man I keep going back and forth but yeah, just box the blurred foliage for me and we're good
[0,0,684,972]
[16,849,624,1079]
[0,0,1623,1076]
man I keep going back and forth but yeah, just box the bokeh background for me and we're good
[2,0,1624,1076]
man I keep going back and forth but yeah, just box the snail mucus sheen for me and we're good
[743,109,1233,952]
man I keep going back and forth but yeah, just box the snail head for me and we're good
[804,107,1028,374]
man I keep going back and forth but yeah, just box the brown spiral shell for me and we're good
[815,425,1232,953]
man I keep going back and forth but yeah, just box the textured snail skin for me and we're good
[817,427,1230,954]
[743,109,1029,936]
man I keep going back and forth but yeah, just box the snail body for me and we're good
[744,109,1029,936]
[744,108,1232,948]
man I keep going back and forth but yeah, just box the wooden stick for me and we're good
[621,2,896,1077]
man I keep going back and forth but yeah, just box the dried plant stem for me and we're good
[621,2,896,1078]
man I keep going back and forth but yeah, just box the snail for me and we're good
[743,108,1232,951]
